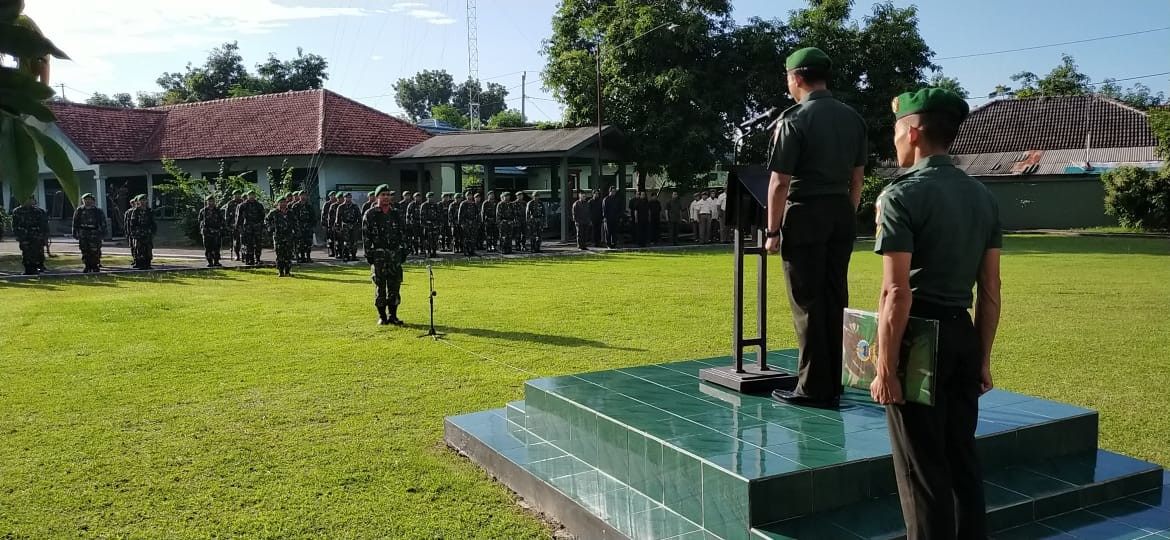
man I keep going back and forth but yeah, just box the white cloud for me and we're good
[428,17,457,25]
[370,55,384,61]
[388,2,429,13]
[408,9,446,20]
[22,0,372,86]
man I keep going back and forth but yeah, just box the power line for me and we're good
[939,26,1170,60]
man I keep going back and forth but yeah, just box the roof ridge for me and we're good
[320,89,432,140]
[147,88,324,110]
[47,101,167,115]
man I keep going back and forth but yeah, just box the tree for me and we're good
[543,0,739,190]
[452,79,510,125]
[1009,54,1091,98]
[930,73,968,98]
[394,69,455,121]
[1099,80,1167,110]
[0,3,79,205]
[155,42,328,105]
[136,91,162,108]
[86,92,135,108]
[1101,165,1170,231]
[487,109,526,129]
[431,104,469,129]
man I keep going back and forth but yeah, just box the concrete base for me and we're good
[698,364,798,394]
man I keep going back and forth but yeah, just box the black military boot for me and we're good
[377,305,389,325]
[389,305,405,326]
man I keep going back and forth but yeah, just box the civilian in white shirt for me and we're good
[716,189,728,242]
[698,191,713,244]
[689,193,701,242]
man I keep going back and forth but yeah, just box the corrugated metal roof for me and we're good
[392,126,619,160]
[877,147,1162,178]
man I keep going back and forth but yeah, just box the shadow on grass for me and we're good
[1002,235,1170,256]
[401,322,645,352]
[0,269,246,290]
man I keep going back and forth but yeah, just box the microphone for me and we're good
[739,107,778,131]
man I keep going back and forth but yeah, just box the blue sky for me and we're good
[26,0,1170,122]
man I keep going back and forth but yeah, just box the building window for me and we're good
[43,177,75,219]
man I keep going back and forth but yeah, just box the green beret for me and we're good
[232,189,242,196]
[367,191,375,196]
[276,193,289,201]
[785,47,831,71]
[327,191,337,197]
[205,194,216,201]
[81,192,94,199]
[132,194,144,202]
[374,184,391,196]
[425,192,435,197]
[892,87,970,122]
[343,192,353,197]
[455,193,464,200]
[501,191,513,198]
[242,189,254,196]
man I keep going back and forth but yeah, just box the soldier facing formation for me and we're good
[363,185,406,326]
[12,196,49,275]
[198,195,225,267]
[72,192,107,273]
[266,193,297,277]
[235,190,265,265]
[124,194,157,270]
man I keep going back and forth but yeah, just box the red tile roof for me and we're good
[48,90,431,163]
[951,94,1156,155]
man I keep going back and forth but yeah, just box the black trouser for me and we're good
[779,194,855,399]
[203,233,221,265]
[591,216,603,245]
[603,218,619,247]
[886,301,986,540]
[575,223,591,249]
[668,219,680,245]
[635,221,650,246]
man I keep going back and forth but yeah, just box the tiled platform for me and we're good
[445,350,1168,539]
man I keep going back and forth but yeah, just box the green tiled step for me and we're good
[750,451,1165,540]
[519,352,1101,533]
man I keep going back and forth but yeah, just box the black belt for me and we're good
[910,300,970,321]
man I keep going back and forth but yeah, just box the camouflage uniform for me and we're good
[448,195,464,253]
[328,197,344,259]
[321,195,338,257]
[198,202,225,267]
[126,199,157,269]
[235,197,265,265]
[526,196,545,253]
[265,206,296,276]
[419,194,441,258]
[363,197,406,325]
[481,194,498,252]
[288,194,313,262]
[406,198,424,256]
[12,202,49,275]
[224,195,243,261]
[72,198,107,272]
[335,198,362,262]
[496,193,517,255]
[437,195,452,252]
[457,195,480,256]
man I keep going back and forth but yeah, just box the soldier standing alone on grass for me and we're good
[266,193,297,277]
[72,193,107,273]
[198,195,225,267]
[12,196,48,275]
[363,184,406,326]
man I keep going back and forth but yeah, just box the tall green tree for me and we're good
[86,92,135,108]
[452,79,510,125]
[394,69,455,121]
[543,0,738,189]
[431,104,470,129]
[930,72,969,98]
[0,0,78,205]
[487,109,526,129]
[155,42,328,105]
[1009,54,1092,98]
[1099,80,1167,110]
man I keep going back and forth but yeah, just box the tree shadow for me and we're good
[401,322,645,352]
[1002,235,1170,256]
[0,268,245,290]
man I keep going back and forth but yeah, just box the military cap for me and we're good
[327,190,336,196]
[455,193,464,199]
[785,47,831,71]
[243,189,254,196]
[133,194,146,202]
[891,87,970,122]
[343,192,353,197]
[367,191,375,196]
[387,190,398,197]
[205,194,216,201]
[276,193,289,201]
[501,191,513,198]
[81,192,94,199]
[374,184,391,196]
[425,191,435,197]
[232,189,243,196]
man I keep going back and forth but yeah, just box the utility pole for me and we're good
[521,71,527,124]
[57,83,67,101]
[466,0,480,130]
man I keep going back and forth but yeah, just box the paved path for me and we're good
[0,238,726,281]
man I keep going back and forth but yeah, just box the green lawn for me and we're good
[1,235,1167,539]
[0,254,186,275]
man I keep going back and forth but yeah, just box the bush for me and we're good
[856,175,892,233]
[1101,166,1170,231]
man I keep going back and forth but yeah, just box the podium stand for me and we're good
[699,164,798,393]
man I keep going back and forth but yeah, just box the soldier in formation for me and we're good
[360,190,375,215]
[235,190,265,265]
[363,185,406,326]
[513,192,528,252]
[572,191,592,250]
[327,191,345,260]
[480,191,498,252]
[266,193,297,277]
[456,190,480,256]
[321,191,338,258]
[526,192,545,253]
[72,192,107,273]
[197,195,225,267]
[224,190,243,261]
[448,193,464,254]
[290,190,315,263]
[419,192,441,258]
[405,192,424,256]
[12,196,48,275]
[496,192,517,255]
[125,194,157,269]
[335,192,362,262]
[437,193,453,252]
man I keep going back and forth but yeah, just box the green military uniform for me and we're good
[126,195,157,269]
[457,192,479,256]
[335,194,362,262]
[12,200,49,275]
[224,191,243,261]
[481,193,498,252]
[495,192,517,255]
[363,185,406,325]
[768,47,868,403]
[198,196,226,267]
[235,192,265,265]
[448,193,464,253]
[525,193,545,253]
[875,88,1001,540]
[72,193,107,273]
[322,192,338,257]
[266,196,297,276]
[419,192,441,258]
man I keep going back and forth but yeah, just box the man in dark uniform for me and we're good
[360,190,376,216]
[628,191,648,246]
[235,190,265,265]
[363,184,406,326]
[408,191,426,256]
[224,190,244,261]
[198,195,225,267]
[336,192,362,262]
[457,190,479,256]
[480,191,498,252]
[496,192,517,255]
[602,187,622,248]
[419,192,441,258]
[526,192,545,253]
[588,189,604,247]
[571,191,592,250]
[127,194,158,269]
[764,47,868,409]
[448,193,464,253]
[72,193,107,273]
[438,193,453,252]
[869,88,1001,540]
[12,196,48,275]
[266,193,297,277]
[666,191,683,245]
[513,192,528,251]
[648,193,663,244]
[321,191,338,258]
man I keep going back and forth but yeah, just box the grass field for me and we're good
[1,235,1168,539]
[0,254,186,275]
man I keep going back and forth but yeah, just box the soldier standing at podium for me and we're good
[869,88,1002,540]
[764,47,868,410]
